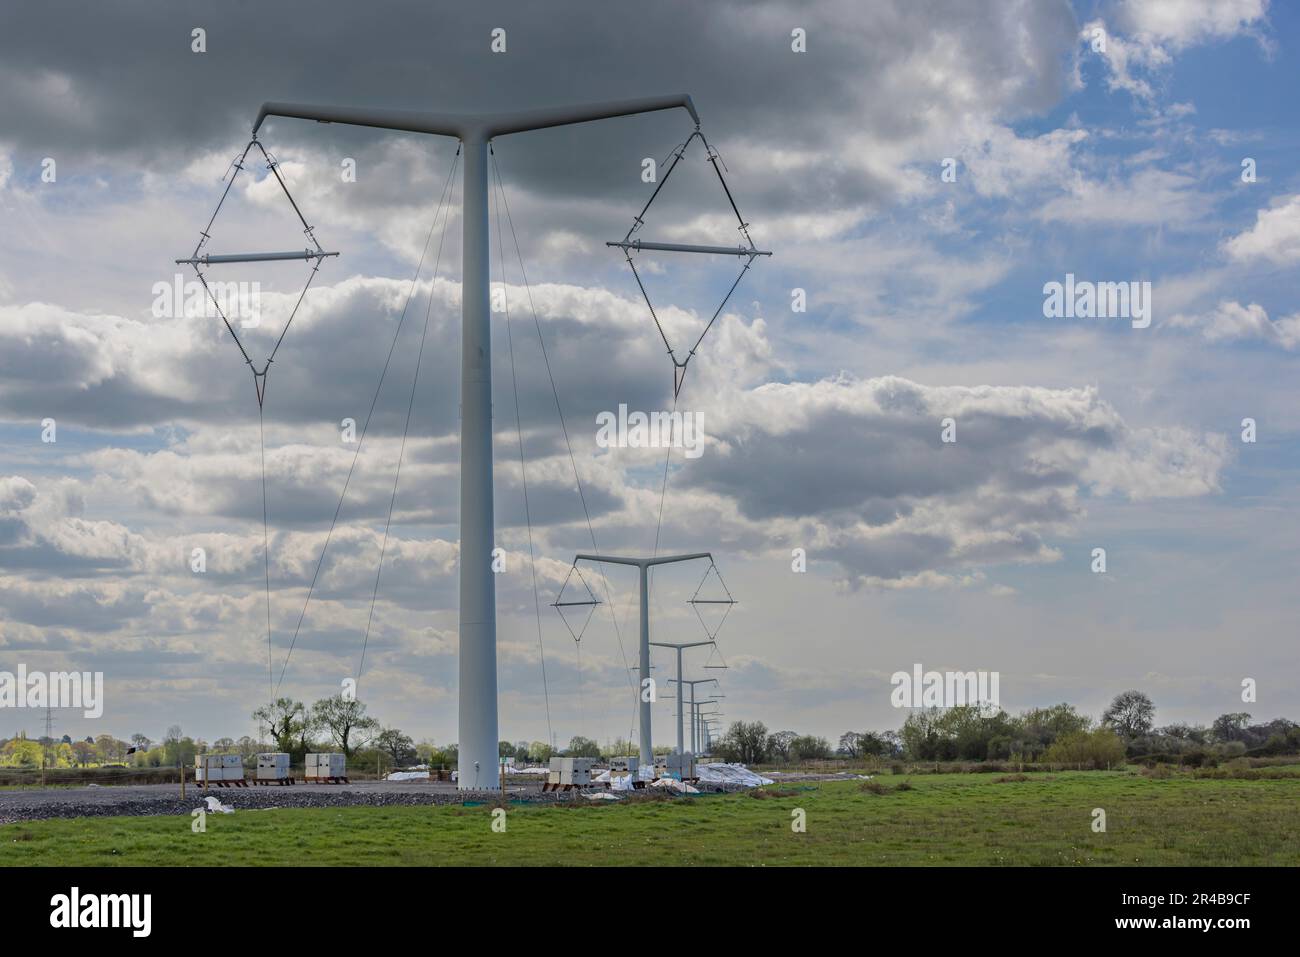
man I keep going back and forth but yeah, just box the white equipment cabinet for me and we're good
[195,753,247,787]
[306,752,347,783]
[255,752,292,785]
[545,756,593,789]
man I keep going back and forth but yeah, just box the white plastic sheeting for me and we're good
[591,769,636,790]
[651,778,700,793]
[386,771,430,781]
[695,763,774,787]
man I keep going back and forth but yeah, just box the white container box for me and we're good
[195,755,237,782]
[654,753,695,779]
[256,752,291,780]
[610,756,638,773]
[306,752,345,780]
[547,756,592,785]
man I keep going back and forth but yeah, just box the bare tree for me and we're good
[1102,690,1155,740]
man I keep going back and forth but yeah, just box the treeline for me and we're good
[0,694,456,772]
[9,688,1297,773]
[710,691,1300,770]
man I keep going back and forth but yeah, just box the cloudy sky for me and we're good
[1,0,1297,750]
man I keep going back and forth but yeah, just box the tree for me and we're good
[837,731,862,758]
[415,739,436,764]
[1211,713,1251,744]
[252,698,307,754]
[790,735,832,760]
[1102,690,1155,740]
[130,733,151,752]
[1158,722,1206,744]
[857,731,896,758]
[95,734,125,763]
[769,730,798,762]
[603,738,636,759]
[72,740,97,767]
[1017,703,1092,751]
[1041,729,1125,769]
[162,725,184,766]
[296,712,318,754]
[3,738,43,768]
[310,695,379,758]
[375,727,415,766]
[934,705,1017,761]
[529,741,555,763]
[899,708,947,761]
[717,721,770,764]
[567,736,601,758]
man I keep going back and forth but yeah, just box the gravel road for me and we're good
[0,780,570,825]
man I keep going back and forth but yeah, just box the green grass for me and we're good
[4,771,1299,866]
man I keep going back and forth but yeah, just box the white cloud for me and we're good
[1222,194,1300,265]
[684,375,1228,586]
[1037,166,1202,225]
[1167,300,1300,349]
[959,127,1089,199]
[1082,18,1172,101]
[1083,3,1270,105]
[1112,0,1270,50]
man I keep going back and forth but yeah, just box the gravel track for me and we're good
[0,781,571,825]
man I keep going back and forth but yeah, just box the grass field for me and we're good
[5,770,1299,866]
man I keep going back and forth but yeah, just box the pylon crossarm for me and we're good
[613,123,770,400]
[254,94,699,140]
[553,563,601,643]
[174,135,338,409]
[606,240,771,257]
[176,250,339,266]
